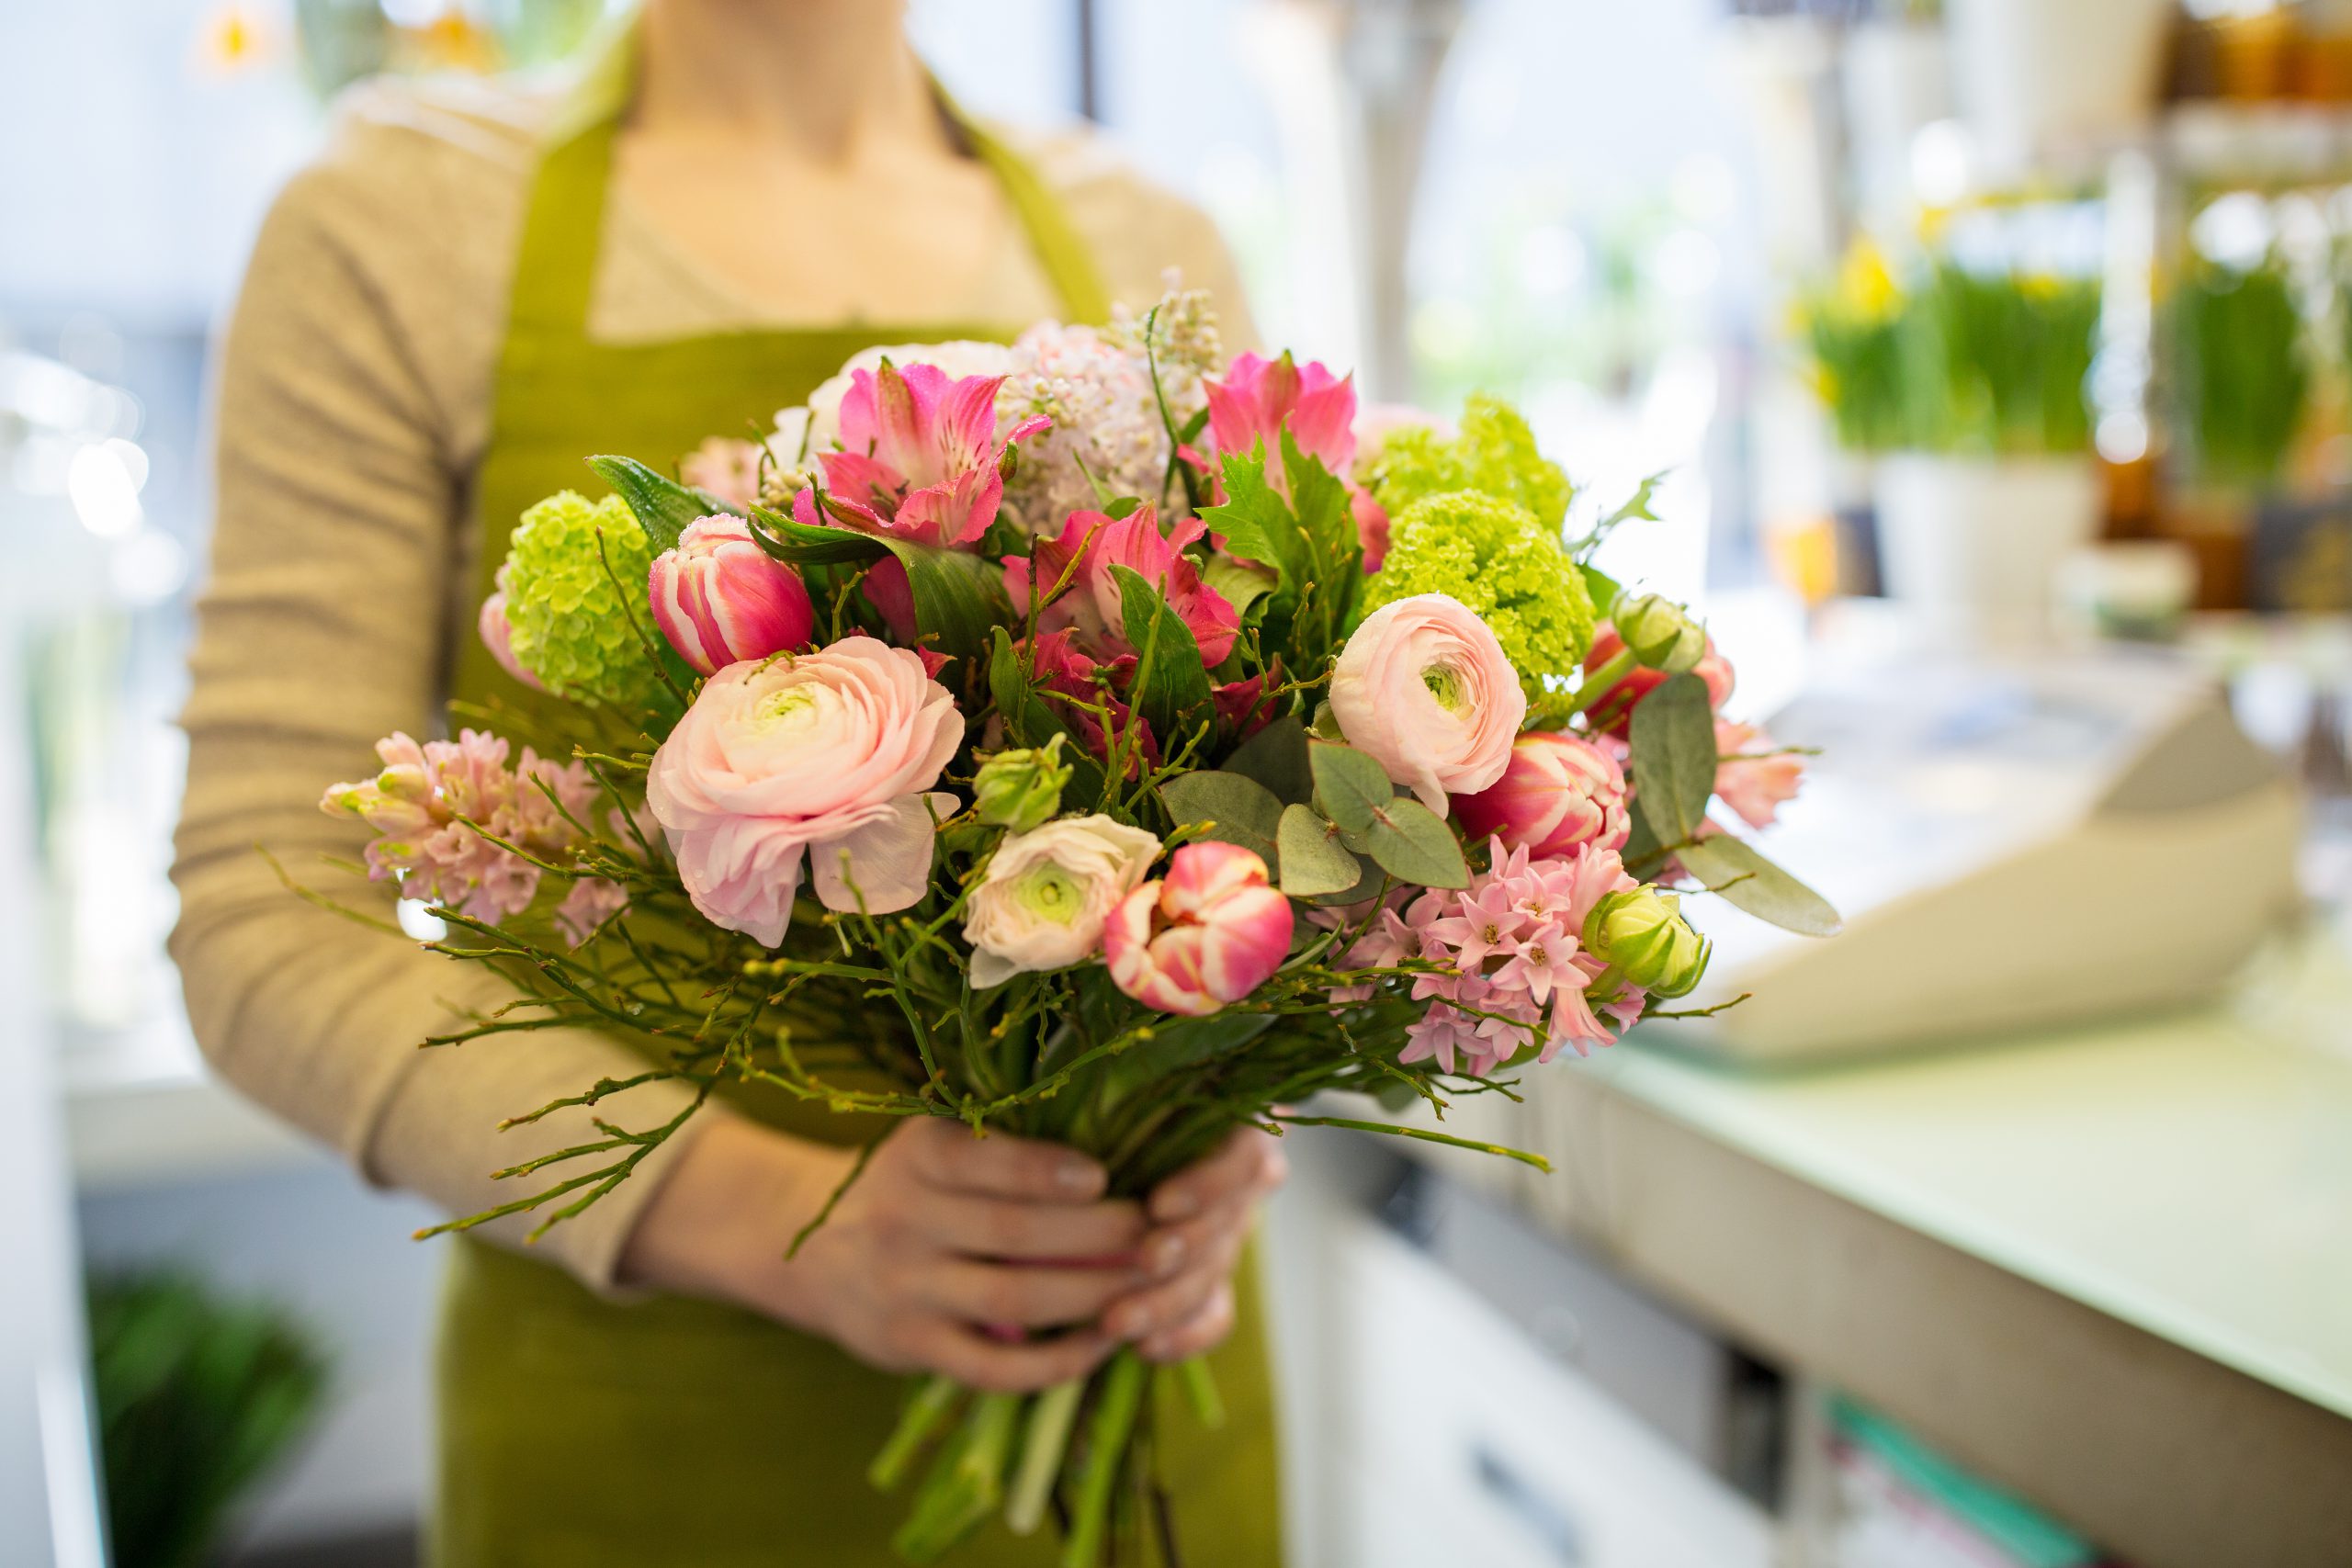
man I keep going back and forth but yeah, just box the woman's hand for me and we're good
[621,1116,1283,1392]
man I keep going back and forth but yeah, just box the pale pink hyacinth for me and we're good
[799,359,1048,549]
[1713,718,1804,829]
[321,729,622,944]
[1006,505,1241,667]
[1451,731,1631,857]
[647,637,963,947]
[476,564,542,691]
[1105,842,1295,1017]
[648,515,817,676]
[1329,593,1526,813]
[679,436,768,511]
[1332,840,1645,1077]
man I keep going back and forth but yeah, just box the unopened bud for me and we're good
[973,735,1072,833]
[1611,592,1706,674]
[1582,887,1710,998]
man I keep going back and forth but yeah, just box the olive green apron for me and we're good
[432,33,1281,1568]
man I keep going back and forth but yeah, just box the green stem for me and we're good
[893,1391,1023,1564]
[1006,1378,1086,1536]
[1174,1357,1225,1430]
[1267,1113,1553,1172]
[1062,1350,1148,1568]
[1561,646,1637,717]
[869,1374,962,1491]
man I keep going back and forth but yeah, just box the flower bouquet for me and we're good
[302,286,1836,1565]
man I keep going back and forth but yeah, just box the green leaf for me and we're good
[988,629,1105,802]
[1579,562,1623,617]
[1308,740,1396,833]
[893,542,1012,672]
[742,500,891,565]
[1113,564,1215,749]
[1101,1011,1279,1107]
[1277,804,1363,897]
[1160,771,1283,867]
[1677,835,1842,937]
[1199,446,1307,590]
[586,455,713,554]
[1224,715,1312,805]
[1104,495,1144,520]
[1357,795,1470,889]
[1281,428,1356,569]
[1628,671,1717,845]
[1202,554,1278,619]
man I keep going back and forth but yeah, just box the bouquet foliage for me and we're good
[298,286,1835,1564]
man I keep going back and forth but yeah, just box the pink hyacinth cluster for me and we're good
[321,730,624,945]
[1334,840,1647,1077]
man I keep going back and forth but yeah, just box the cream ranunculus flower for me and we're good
[963,814,1162,988]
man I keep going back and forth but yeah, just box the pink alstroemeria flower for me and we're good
[1203,352,1359,477]
[807,359,1049,549]
[1104,842,1295,1017]
[1006,506,1240,667]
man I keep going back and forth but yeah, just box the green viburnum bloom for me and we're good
[1366,394,1574,528]
[1582,887,1711,999]
[500,491,669,712]
[1360,489,1597,701]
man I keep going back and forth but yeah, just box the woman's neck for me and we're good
[633,0,941,165]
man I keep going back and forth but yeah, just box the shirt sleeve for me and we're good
[171,132,726,1293]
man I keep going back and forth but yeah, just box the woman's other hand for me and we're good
[620,1117,1282,1391]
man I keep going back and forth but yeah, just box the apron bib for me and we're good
[433,39,1281,1568]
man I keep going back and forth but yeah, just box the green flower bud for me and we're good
[1582,887,1711,998]
[1611,592,1706,674]
[973,735,1072,833]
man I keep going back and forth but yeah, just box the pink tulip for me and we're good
[648,515,817,677]
[1713,718,1804,829]
[1581,622,1736,739]
[1006,505,1240,666]
[1204,352,1358,476]
[1330,593,1526,814]
[1104,842,1295,1017]
[476,566,542,691]
[1452,731,1631,856]
[807,359,1048,549]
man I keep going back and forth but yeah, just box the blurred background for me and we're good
[6,2,2352,1565]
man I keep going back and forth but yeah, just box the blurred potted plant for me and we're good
[2177,253,2309,491]
[88,1270,329,1568]
[1801,245,2104,630]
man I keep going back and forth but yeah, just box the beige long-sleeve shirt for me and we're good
[173,73,1253,1289]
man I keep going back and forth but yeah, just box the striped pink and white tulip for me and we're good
[647,515,816,677]
[1104,842,1295,1017]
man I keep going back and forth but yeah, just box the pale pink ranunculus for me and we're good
[1713,718,1804,829]
[1104,842,1295,1017]
[476,565,542,691]
[963,814,1162,988]
[679,436,768,511]
[1005,505,1240,666]
[1204,352,1358,476]
[806,360,1048,549]
[646,637,964,946]
[1330,593,1526,814]
[1452,731,1631,857]
[648,515,817,676]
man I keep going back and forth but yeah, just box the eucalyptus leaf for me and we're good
[1628,671,1716,846]
[1225,715,1312,805]
[1307,740,1395,832]
[1677,836,1842,937]
[1113,564,1214,749]
[1357,795,1470,889]
[1160,771,1283,867]
[586,455,715,554]
[1277,804,1363,897]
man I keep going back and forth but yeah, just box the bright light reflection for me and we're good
[66,443,142,538]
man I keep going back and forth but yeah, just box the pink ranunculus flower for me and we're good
[679,436,767,511]
[963,814,1163,988]
[646,636,964,946]
[1006,505,1240,666]
[476,564,542,691]
[1329,593,1526,813]
[1451,731,1631,857]
[648,515,817,677]
[803,359,1049,550]
[1105,842,1295,1017]
[1204,351,1358,477]
[1713,718,1804,829]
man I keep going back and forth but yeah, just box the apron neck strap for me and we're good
[506,19,1114,341]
